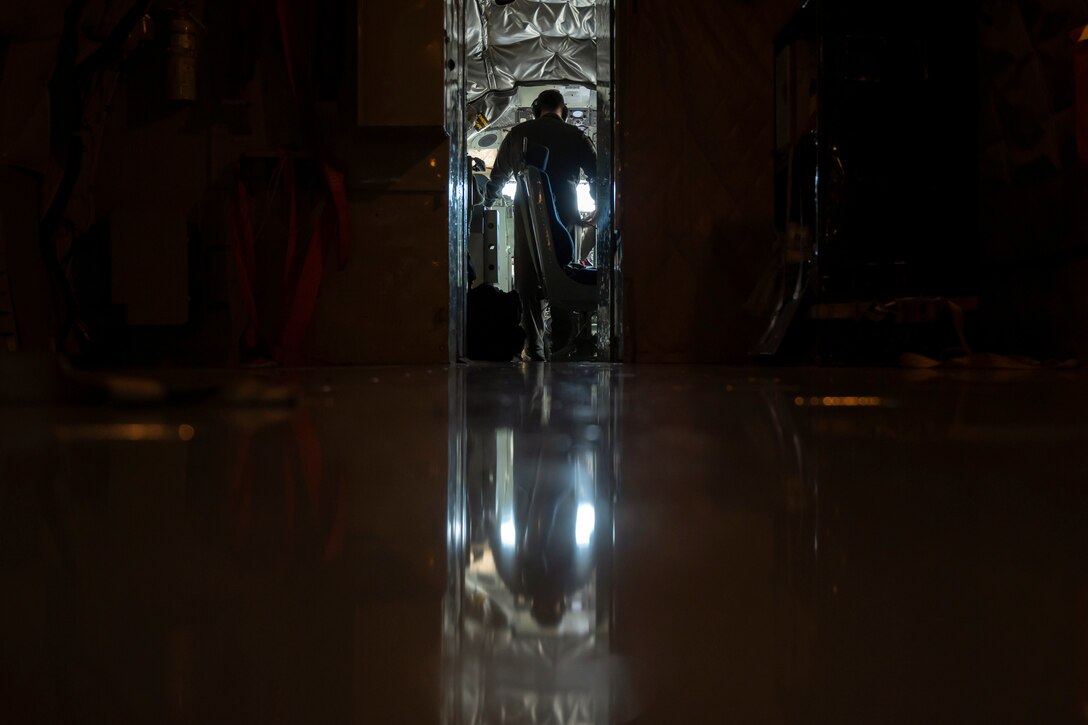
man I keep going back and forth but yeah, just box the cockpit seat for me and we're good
[515,144,598,314]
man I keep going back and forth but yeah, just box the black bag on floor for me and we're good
[467,285,525,361]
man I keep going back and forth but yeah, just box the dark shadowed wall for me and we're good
[1,0,449,366]
[616,0,802,363]
[978,0,1088,359]
[617,0,1088,363]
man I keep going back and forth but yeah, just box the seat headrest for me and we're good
[523,143,550,171]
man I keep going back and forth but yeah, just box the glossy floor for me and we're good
[1,363,1086,724]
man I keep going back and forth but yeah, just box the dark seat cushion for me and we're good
[565,264,597,285]
[525,142,593,286]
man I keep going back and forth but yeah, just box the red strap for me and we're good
[280,150,299,297]
[232,152,335,365]
[321,162,350,268]
[293,411,323,510]
[275,0,299,98]
[276,0,349,270]
[280,201,332,364]
[264,1,351,362]
[323,472,347,563]
[231,169,259,349]
[227,408,345,561]
[235,174,256,295]
[276,166,347,362]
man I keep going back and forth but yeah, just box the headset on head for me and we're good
[532,90,569,121]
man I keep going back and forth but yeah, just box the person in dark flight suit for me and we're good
[484,89,597,361]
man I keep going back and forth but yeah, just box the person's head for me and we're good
[533,89,567,120]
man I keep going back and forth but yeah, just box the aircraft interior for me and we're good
[458,0,611,363]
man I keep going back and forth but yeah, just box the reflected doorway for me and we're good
[445,0,620,363]
[443,365,621,722]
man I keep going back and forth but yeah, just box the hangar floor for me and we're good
[2,361,1085,724]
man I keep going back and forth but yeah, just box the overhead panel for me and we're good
[466,0,598,101]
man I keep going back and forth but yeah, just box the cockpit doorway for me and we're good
[445,0,619,363]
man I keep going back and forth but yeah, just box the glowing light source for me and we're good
[576,181,596,213]
[500,180,595,213]
[500,520,516,547]
[575,503,595,547]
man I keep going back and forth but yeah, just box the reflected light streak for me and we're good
[56,423,197,442]
[575,503,595,547]
[793,396,884,408]
[500,519,516,548]
[576,181,596,213]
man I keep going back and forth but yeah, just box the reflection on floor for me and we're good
[1,362,1086,724]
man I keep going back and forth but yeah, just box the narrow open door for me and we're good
[445,0,619,362]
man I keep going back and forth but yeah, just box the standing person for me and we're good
[484,89,596,361]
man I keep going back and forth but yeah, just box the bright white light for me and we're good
[500,520,516,547]
[576,181,596,213]
[575,503,595,547]
[501,180,517,200]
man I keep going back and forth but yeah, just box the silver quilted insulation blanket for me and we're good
[466,0,598,100]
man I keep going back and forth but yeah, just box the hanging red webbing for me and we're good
[232,0,351,363]
[272,0,351,362]
[231,164,259,350]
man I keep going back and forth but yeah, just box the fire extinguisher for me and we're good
[166,9,202,102]
[1075,25,1088,168]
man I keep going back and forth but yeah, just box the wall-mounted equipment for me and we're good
[166,10,201,102]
